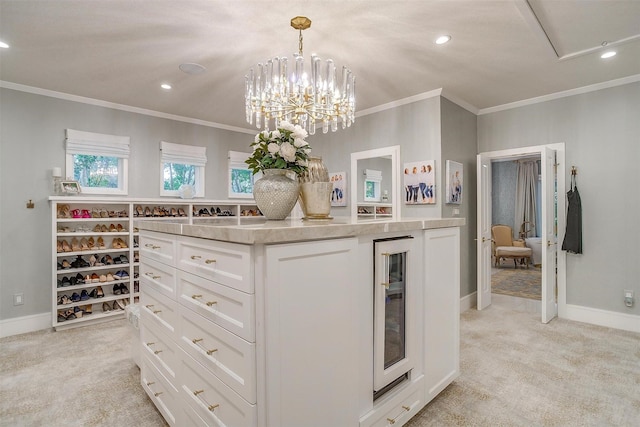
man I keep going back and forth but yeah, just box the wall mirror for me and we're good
[350,145,401,221]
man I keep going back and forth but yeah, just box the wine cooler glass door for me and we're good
[373,237,415,392]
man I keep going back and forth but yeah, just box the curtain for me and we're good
[514,160,537,240]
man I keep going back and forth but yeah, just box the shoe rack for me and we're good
[356,202,393,219]
[50,197,262,330]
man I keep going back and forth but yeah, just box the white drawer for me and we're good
[180,350,257,427]
[359,377,424,427]
[141,355,179,427]
[178,306,256,404]
[179,405,210,427]
[177,236,253,293]
[141,321,178,382]
[140,231,176,266]
[141,285,178,340]
[140,258,176,300]
[177,270,255,342]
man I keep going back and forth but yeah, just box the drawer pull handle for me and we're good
[154,392,163,397]
[192,294,203,299]
[206,348,218,356]
[146,381,155,386]
[386,405,412,425]
[154,350,163,355]
[206,301,217,307]
[146,342,155,347]
[145,272,161,279]
[208,404,219,411]
[205,259,216,264]
[153,310,162,314]
[145,304,154,309]
[190,255,201,260]
[145,244,161,249]
[192,338,203,344]
[193,390,204,396]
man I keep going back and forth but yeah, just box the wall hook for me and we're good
[571,166,577,176]
[26,199,35,209]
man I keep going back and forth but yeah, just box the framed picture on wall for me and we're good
[329,171,347,206]
[403,160,435,204]
[446,160,463,204]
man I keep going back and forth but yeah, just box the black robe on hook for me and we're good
[562,173,582,254]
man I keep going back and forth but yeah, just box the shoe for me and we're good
[80,289,90,301]
[115,270,129,279]
[100,224,108,233]
[71,292,81,302]
[93,224,102,232]
[97,237,106,249]
[61,240,72,252]
[117,238,128,248]
[61,276,71,287]
[144,207,152,217]
[89,288,97,298]
[170,207,178,217]
[61,259,71,269]
[71,209,82,218]
[56,240,63,253]
[199,208,210,216]
[57,204,70,218]
[99,274,107,283]
[117,224,125,232]
[106,273,115,282]
[119,284,129,294]
[93,254,104,266]
[113,283,121,295]
[79,238,90,251]
[102,302,112,312]
[100,209,108,218]
[178,208,186,217]
[96,286,104,297]
[69,276,77,286]
[84,304,93,314]
[134,282,139,293]
[113,255,121,264]
[135,205,143,217]
[75,273,85,284]
[91,273,100,283]
[87,237,95,249]
[134,253,139,262]
[112,238,121,249]
[109,224,117,232]
[103,255,114,265]
[114,299,126,310]
[57,310,68,322]
[73,306,84,318]
[89,254,96,266]
[81,209,91,218]
[119,255,129,264]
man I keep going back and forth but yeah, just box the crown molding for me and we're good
[478,74,640,115]
[356,88,443,118]
[0,80,256,134]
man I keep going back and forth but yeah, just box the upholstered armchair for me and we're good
[491,224,533,268]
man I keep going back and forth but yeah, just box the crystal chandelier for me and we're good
[245,16,356,135]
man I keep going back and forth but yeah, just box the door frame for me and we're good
[476,143,567,320]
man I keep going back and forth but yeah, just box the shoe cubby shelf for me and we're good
[50,197,261,330]
[356,203,393,219]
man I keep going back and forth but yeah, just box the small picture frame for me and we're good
[61,180,81,195]
[329,171,347,207]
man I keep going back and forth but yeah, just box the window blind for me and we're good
[160,141,207,167]
[65,129,130,158]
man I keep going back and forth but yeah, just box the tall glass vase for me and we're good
[253,169,300,220]
[298,157,332,220]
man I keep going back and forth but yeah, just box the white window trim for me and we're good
[160,141,207,197]
[65,129,130,195]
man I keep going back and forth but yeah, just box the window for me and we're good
[160,141,206,197]
[65,129,130,195]
[364,169,382,202]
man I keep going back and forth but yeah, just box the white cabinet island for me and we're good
[136,217,463,427]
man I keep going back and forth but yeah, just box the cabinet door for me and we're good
[423,227,460,402]
[264,238,360,427]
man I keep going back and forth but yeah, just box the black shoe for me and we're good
[119,283,129,294]
[80,290,90,301]
[113,284,121,295]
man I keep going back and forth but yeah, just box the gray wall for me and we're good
[311,96,443,219]
[0,88,252,321]
[478,82,640,315]
[440,97,477,299]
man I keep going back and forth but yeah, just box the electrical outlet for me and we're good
[13,293,24,306]
[624,290,634,308]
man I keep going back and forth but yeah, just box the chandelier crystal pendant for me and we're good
[245,16,356,135]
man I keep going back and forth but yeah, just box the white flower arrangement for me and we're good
[245,121,312,175]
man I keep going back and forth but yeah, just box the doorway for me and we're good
[476,144,566,323]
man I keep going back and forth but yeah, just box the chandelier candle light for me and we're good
[245,16,356,134]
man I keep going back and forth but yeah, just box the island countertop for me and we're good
[135,217,465,245]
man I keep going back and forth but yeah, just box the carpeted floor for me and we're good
[492,266,541,300]
[1,303,639,426]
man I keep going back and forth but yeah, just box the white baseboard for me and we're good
[460,292,477,312]
[0,312,51,338]
[563,304,640,334]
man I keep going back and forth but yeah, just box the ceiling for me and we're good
[1,0,639,131]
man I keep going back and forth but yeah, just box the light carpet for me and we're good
[491,267,541,300]
[2,304,639,426]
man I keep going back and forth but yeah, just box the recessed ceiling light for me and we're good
[179,63,206,75]
[0,41,9,49]
[161,83,172,90]
[600,51,616,59]
[435,35,451,45]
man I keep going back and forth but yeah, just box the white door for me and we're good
[541,147,558,322]
[476,154,492,310]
